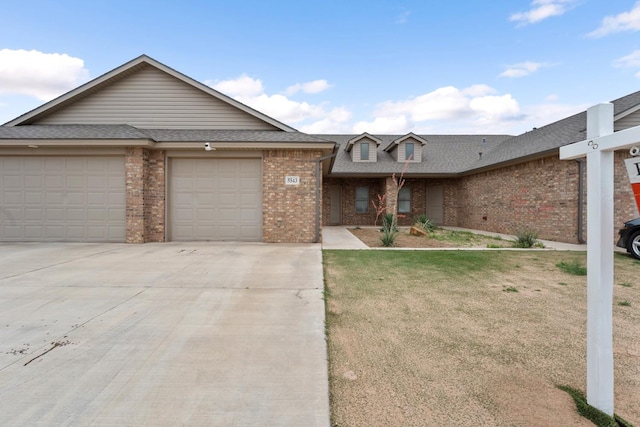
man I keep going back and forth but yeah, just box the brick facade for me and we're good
[322,177,457,227]
[456,156,581,242]
[321,151,638,244]
[125,148,165,243]
[125,147,145,243]
[144,150,166,242]
[262,149,322,243]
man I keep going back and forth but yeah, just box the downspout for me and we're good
[576,158,586,243]
[313,151,338,243]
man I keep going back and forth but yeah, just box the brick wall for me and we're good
[456,155,581,242]
[455,152,639,243]
[125,148,166,243]
[263,149,321,243]
[144,150,165,242]
[323,178,384,226]
[322,177,457,227]
[125,147,145,243]
[615,150,640,221]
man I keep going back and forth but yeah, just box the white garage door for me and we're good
[0,156,126,242]
[170,158,262,241]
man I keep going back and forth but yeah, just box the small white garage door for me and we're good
[170,158,262,241]
[0,156,126,242]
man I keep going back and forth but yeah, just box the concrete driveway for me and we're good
[0,242,329,426]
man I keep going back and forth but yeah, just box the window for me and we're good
[405,142,414,161]
[360,142,369,161]
[355,187,369,213]
[398,187,411,213]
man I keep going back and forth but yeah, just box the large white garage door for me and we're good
[0,156,126,242]
[170,158,262,241]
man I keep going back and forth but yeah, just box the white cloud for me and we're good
[499,61,544,78]
[206,74,582,136]
[524,102,589,130]
[0,49,89,101]
[285,79,331,96]
[614,50,640,78]
[545,94,559,101]
[587,1,640,38]
[208,74,264,97]
[353,116,409,134]
[208,74,348,130]
[353,85,525,134]
[300,107,352,133]
[510,0,576,25]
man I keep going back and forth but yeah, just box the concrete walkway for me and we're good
[322,225,589,251]
[0,242,329,427]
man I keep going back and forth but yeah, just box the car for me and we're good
[617,218,640,260]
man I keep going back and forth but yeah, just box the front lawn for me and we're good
[323,250,640,426]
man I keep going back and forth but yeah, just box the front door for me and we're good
[329,187,342,225]
[426,186,444,225]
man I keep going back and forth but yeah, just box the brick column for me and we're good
[144,150,166,242]
[384,176,398,217]
[263,149,320,243]
[125,147,145,243]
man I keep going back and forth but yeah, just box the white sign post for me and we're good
[560,103,640,415]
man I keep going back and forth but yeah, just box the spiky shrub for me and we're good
[382,213,398,232]
[380,227,398,247]
[414,214,436,232]
[513,228,539,248]
[380,214,398,247]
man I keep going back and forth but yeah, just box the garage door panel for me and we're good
[46,175,64,188]
[25,208,44,221]
[46,209,64,221]
[170,158,261,241]
[24,226,43,239]
[109,208,126,221]
[0,157,125,242]
[25,191,44,204]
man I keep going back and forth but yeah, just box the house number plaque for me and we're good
[285,176,300,185]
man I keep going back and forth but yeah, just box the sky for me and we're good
[0,0,639,135]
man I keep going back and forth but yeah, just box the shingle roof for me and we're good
[142,129,331,143]
[0,125,333,144]
[324,89,640,176]
[321,134,513,175]
[0,124,149,139]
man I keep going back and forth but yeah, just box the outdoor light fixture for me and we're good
[204,143,215,151]
[27,145,39,148]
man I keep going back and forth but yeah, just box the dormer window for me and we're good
[383,133,427,162]
[344,132,382,162]
[405,142,414,161]
[360,142,370,160]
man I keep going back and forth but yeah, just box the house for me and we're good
[0,55,335,243]
[321,90,640,243]
[1,55,639,244]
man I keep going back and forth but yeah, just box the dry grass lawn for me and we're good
[323,250,640,426]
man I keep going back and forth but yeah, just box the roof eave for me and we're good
[459,148,561,176]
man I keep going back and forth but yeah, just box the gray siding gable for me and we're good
[5,55,295,132]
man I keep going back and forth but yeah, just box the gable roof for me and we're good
[3,55,296,132]
[383,132,428,152]
[344,132,382,152]
[323,134,512,176]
